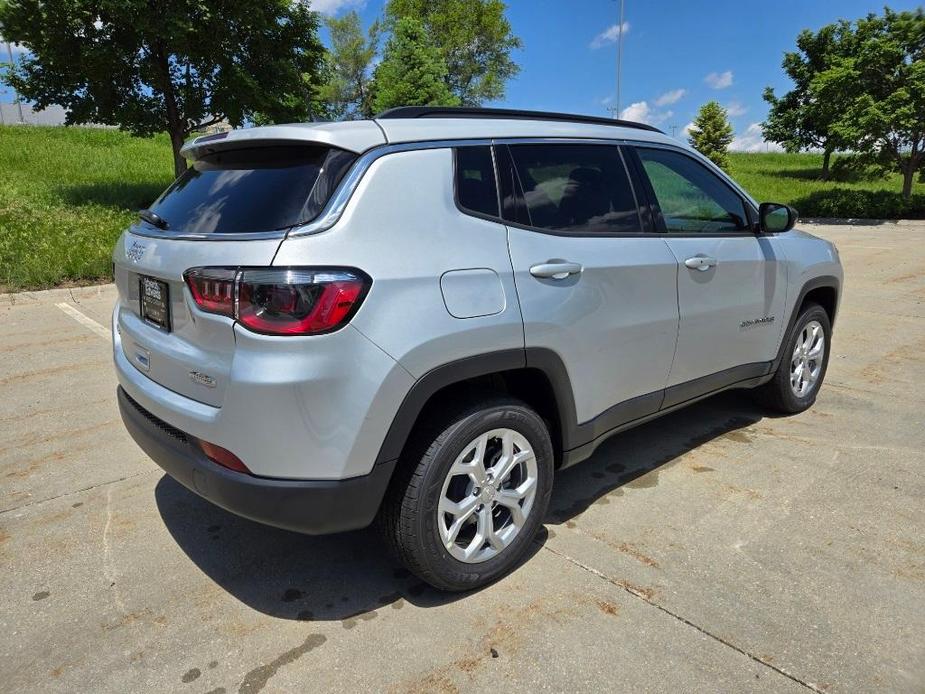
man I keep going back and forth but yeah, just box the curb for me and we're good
[0,282,116,305]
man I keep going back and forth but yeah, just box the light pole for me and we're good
[615,0,625,118]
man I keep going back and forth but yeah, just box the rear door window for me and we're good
[148,146,355,235]
[505,144,641,234]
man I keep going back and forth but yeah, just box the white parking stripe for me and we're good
[56,302,111,339]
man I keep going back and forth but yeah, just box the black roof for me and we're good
[375,106,663,134]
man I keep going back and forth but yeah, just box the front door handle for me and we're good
[684,255,717,271]
[529,261,583,280]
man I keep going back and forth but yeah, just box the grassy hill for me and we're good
[1,125,923,291]
[1,127,173,291]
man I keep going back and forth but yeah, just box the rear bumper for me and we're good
[118,386,395,534]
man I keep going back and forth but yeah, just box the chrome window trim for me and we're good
[127,135,756,241]
[128,225,290,241]
[288,138,493,238]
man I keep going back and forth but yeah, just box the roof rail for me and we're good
[375,106,664,134]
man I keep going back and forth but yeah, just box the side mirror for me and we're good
[758,202,798,233]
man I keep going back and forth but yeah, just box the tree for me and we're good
[0,0,326,177]
[815,8,925,200]
[372,17,459,113]
[688,101,734,171]
[385,0,520,106]
[320,11,380,120]
[762,21,856,180]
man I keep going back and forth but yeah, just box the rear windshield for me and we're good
[147,145,356,235]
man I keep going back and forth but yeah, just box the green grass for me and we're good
[728,151,925,219]
[0,126,173,291]
[1,126,924,291]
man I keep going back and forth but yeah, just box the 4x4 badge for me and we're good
[189,371,217,388]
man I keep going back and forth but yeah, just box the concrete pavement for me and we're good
[1,223,923,693]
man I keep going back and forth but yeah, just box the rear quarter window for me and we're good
[148,145,356,235]
[454,146,500,218]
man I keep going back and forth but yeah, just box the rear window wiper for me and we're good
[138,208,169,230]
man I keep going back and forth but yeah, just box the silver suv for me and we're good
[113,107,843,591]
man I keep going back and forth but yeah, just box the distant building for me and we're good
[0,103,71,126]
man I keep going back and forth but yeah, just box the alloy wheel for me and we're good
[437,428,538,563]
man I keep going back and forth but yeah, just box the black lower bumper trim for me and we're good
[118,387,395,535]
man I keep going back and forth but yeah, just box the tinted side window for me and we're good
[636,148,748,234]
[149,146,355,235]
[455,146,499,218]
[507,144,640,234]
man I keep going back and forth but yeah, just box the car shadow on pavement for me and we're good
[155,390,765,616]
[545,390,770,524]
[154,475,546,621]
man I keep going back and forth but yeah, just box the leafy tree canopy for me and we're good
[762,19,856,178]
[688,101,734,171]
[385,0,520,106]
[814,8,925,199]
[319,10,380,120]
[372,17,459,113]
[0,0,326,176]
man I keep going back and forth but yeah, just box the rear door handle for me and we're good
[529,261,583,280]
[684,255,717,271]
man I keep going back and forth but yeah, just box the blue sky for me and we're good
[4,0,922,148]
[326,0,924,149]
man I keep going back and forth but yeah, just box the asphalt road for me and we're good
[1,222,923,693]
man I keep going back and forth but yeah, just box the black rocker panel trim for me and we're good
[662,362,770,410]
[375,349,783,469]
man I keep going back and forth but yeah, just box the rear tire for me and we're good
[379,396,554,592]
[754,302,831,414]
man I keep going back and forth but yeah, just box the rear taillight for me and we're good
[183,267,369,336]
[184,268,236,317]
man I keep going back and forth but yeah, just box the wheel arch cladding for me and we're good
[772,275,840,372]
[801,284,838,327]
[374,348,576,468]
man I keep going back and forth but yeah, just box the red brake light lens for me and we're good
[184,268,236,317]
[183,267,370,336]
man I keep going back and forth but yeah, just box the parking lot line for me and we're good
[55,302,110,339]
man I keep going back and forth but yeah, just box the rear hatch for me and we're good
[114,142,359,407]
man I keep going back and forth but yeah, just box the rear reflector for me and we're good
[183,267,369,336]
[198,439,251,474]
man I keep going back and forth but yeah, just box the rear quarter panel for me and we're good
[273,147,525,377]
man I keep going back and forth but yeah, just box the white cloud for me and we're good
[725,101,747,117]
[590,22,630,49]
[730,123,785,152]
[681,121,696,138]
[309,0,365,15]
[619,101,672,126]
[705,70,734,90]
[655,89,686,107]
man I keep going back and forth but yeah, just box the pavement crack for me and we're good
[102,485,128,614]
[0,469,158,515]
[542,543,828,693]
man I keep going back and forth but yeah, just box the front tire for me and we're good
[754,302,831,414]
[379,397,554,592]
